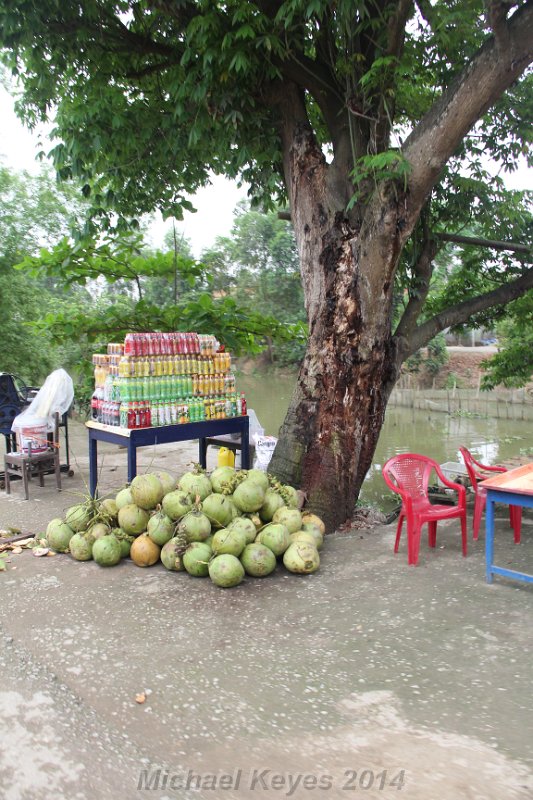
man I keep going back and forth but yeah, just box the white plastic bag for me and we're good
[248,408,264,441]
[12,368,74,433]
[253,434,277,471]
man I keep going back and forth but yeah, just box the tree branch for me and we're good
[402,267,533,356]
[403,1,533,221]
[394,213,439,343]
[436,232,532,254]
[373,0,413,153]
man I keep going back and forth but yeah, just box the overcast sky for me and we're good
[0,84,247,257]
[1,83,530,256]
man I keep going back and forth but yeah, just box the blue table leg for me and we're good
[198,438,207,468]
[485,494,495,583]
[89,434,97,498]
[241,423,250,469]
[127,441,136,483]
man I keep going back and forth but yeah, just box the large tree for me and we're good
[1,1,532,529]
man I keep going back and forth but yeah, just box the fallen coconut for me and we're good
[130,533,160,567]
[92,534,122,567]
[209,554,245,588]
[118,504,150,536]
[130,473,164,510]
[46,519,75,553]
[240,543,277,577]
[283,542,320,574]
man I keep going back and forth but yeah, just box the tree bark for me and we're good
[269,88,401,531]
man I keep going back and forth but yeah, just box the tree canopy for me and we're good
[1,1,531,528]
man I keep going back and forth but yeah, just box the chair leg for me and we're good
[460,512,468,557]
[428,521,437,548]
[510,506,522,544]
[407,520,422,566]
[4,463,11,494]
[473,494,485,540]
[22,463,30,500]
[55,456,62,491]
[394,511,405,553]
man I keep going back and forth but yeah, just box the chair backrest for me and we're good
[382,453,439,500]
[459,446,482,491]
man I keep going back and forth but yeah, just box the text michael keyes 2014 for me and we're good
[137,767,406,794]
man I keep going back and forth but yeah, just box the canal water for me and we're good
[238,372,532,510]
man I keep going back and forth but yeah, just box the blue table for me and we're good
[482,463,533,585]
[86,416,249,497]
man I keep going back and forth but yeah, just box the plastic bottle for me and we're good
[91,388,101,421]
[124,333,134,356]
[218,447,235,468]
[240,392,247,415]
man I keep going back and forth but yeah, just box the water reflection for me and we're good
[237,372,531,510]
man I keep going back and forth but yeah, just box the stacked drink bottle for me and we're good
[91,332,247,429]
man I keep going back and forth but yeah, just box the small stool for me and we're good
[4,450,62,500]
[4,414,62,500]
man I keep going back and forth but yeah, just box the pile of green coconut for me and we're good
[43,466,325,588]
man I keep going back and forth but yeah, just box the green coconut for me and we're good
[282,484,300,509]
[92,534,122,567]
[227,516,257,544]
[147,511,175,546]
[301,513,326,536]
[118,503,150,536]
[211,527,247,557]
[115,486,134,509]
[65,503,93,533]
[209,554,245,588]
[46,518,75,553]
[240,543,277,577]
[244,468,270,491]
[272,507,303,534]
[178,470,212,501]
[232,479,266,513]
[227,497,240,520]
[182,542,212,577]
[178,511,211,542]
[112,528,135,558]
[209,465,236,493]
[244,513,262,531]
[300,523,324,550]
[162,490,194,521]
[259,522,291,556]
[160,537,186,571]
[68,532,93,561]
[259,489,285,522]
[99,497,119,522]
[87,522,110,542]
[130,473,165,510]
[150,469,176,496]
[283,542,320,574]
[289,530,319,548]
[201,493,234,529]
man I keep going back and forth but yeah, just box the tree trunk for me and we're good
[269,117,402,532]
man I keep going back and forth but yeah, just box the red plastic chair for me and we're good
[459,447,522,543]
[382,454,467,566]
